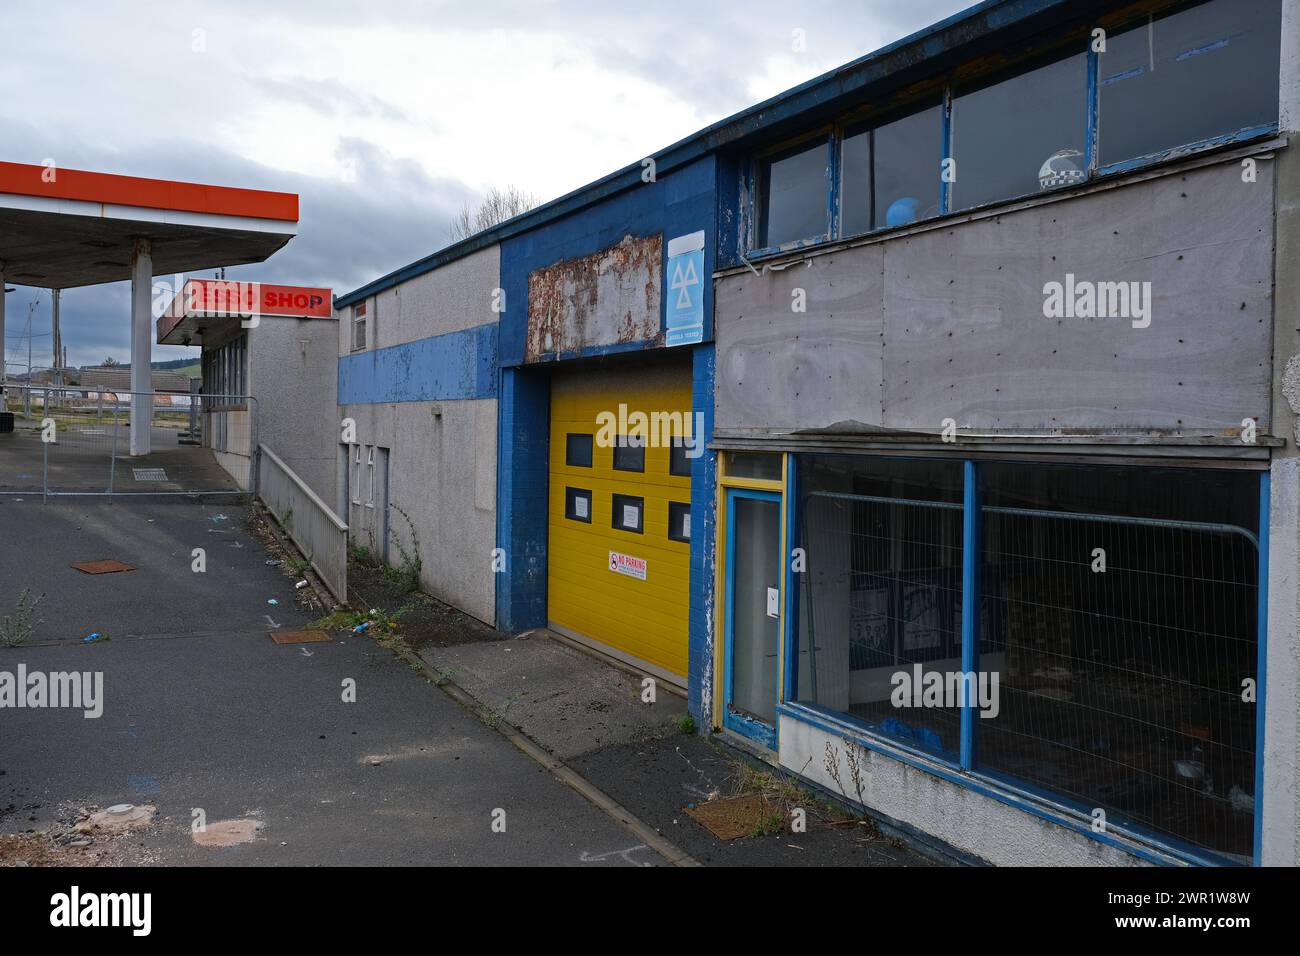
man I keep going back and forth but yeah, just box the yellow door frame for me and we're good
[711,452,790,739]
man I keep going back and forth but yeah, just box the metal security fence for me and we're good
[794,466,1260,863]
[979,505,1259,863]
[800,491,965,755]
[257,444,348,602]
[0,384,257,497]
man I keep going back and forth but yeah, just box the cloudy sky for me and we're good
[1,0,968,370]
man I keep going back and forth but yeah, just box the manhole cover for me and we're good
[132,468,168,481]
[270,629,331,645]
[72,559,135,575]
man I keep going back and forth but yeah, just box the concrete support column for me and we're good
[129,239,153,457]
[1262,0,1300,867]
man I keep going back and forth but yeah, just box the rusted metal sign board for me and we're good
[526,233,663,362]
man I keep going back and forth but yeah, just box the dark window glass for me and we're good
[566,433,593,468]
[794,456,965,758]
[1099,0,1282,167]
[670,438,692,477]
[668,502,691,542]
[951,52,1088,209]
[613,437,645,473]
[726,452,782,482]
[564,487,592,523]
[612,493,644,533]
[758,137,830,248]
[842,104,943,235]
[978,462,1259,861]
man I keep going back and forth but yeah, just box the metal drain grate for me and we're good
[132,468,168,481]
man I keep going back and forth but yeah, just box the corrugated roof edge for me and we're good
[335,0,1079,309]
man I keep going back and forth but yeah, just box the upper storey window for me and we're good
[745,0,1283,256]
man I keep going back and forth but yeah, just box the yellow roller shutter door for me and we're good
[547,363,692,679]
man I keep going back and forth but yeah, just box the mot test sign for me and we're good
[609,551,647,581]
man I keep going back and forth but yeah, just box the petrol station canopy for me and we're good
[0,161,298,289]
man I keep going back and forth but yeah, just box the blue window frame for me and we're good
[723,487,783,749]
[744,0,1282,257]
[781,452,1267,866]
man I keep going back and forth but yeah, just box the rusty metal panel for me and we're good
[526,234,662,362]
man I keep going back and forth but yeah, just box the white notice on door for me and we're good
[574,496,588,519]
[623,504,639,529]
[766,587,779,618]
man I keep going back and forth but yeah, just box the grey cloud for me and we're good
[243,73,420,125]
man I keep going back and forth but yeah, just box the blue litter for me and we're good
[353,621,371,633]
[267,599,279,606]
[82,632,103,642]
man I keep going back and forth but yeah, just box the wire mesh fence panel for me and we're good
[0,384,255,496]
[979,507,1259,862]
[799,490,965,759]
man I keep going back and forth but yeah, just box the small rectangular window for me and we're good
[612,437,645,473]
[757,136,831,248]
[725,452,782,482]
[353,301,368,351]
[669,438,692,477]
[566,433,594,468]
[366,446,375,505]
[565,487,592,523]
[350,444,361,505]
[612,493,644,534]
[951,52,1087,210]
[841,104,943,236]
[668,502,691,542]
[1099,0,1282,168]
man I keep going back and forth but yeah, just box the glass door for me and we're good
[724,489,782,748]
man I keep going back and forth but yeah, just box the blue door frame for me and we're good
[723,488,782,749]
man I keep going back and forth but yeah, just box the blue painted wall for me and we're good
[494,154,721,711]
[495,365,551,632]
[688,344,717,720]
[339,322,498,405]
[497,155,719,368]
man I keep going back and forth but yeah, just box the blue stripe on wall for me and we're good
[497,156,718,369]
[338,322,498,404]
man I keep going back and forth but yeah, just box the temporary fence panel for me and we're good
[0,384,255,496]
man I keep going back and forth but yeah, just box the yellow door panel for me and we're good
[548,361,692,678]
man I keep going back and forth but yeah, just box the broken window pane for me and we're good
[951,52,1088,209]
[1099,0,1282,167]
[757,137,830,248]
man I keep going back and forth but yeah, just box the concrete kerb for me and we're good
[432,677,700,867]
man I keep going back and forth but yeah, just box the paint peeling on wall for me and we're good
[526,233,663,362]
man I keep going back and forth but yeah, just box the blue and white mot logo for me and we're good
[665,230,705,347]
